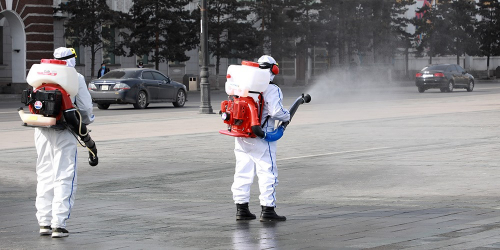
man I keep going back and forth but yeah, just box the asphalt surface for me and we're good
[2,79,500,249]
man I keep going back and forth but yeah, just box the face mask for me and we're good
[102,66,105,69]
[66,58,76,68]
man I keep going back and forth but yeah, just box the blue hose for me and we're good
[259,93,311,142]
[264,125,285,142]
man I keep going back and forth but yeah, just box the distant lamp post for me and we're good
[485,0,493,79]
[199,0,214,114]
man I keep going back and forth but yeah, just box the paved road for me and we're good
[2,80,500,249]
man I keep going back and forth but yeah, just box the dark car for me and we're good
[415,64,474,93]
[88,68,187,109]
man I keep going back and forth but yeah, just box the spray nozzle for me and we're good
[302,93,311,103]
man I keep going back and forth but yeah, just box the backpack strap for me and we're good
[261,115,270,128]
[249,91,266,127]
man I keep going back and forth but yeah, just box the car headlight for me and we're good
[88,83,97,91]
[113,83,131,90]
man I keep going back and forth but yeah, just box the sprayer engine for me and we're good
[219,93,312,141]
[219,95,262,138]
[21,84,73,122]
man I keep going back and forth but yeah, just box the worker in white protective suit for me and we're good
[35,47,94,238]
[231,55,290,222]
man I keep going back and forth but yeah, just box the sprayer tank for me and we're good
[26,59,79,97]
[225,61,270,101]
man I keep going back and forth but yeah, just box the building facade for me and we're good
[1,0,55,92]
[1,0,498,94]
[1,0,216,93]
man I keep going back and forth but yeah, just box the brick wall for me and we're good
[1,0,54,70]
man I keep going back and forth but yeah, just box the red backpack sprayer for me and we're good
[219,61,311,141]
[18,59,98,166]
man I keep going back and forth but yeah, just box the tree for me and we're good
[316,0,342,69]
[120,0,198,70]
[350,1,376,65]
[390,0,416,78]
[476,0,500,78]
[439,0,477,66]
[285,0,321,52]
[205,0,260,89]
[414,0,476,66]
[58,0,122,78]
[368,0,415,65]
[250,0,298,62]
[332,0,368,66]
[277,0,414,75]
[318,0,414,76]
[316,0,376,67]
[414,1,443,64]
[284,0,323,82]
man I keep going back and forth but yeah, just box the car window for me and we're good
[152,72,168,81]
[445,66,454,72]
[455,65,465,73]
[426,65,448,71]
[142,72,155,80]
[100,71,139,79]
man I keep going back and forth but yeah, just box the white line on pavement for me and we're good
[280,147,391,161]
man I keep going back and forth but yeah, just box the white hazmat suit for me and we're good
[35,47,94,232]
[231,55,290,208]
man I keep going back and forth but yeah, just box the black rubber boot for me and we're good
[260,206,286,222]
[236,203,256,220]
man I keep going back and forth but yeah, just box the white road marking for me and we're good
[280,147,391,161]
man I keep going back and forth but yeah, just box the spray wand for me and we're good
[253,93,311,142]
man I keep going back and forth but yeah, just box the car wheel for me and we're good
[173,89,186,107]
[97,103,110,110]
[133,91,148,109]
[466,80,474,92]
[418,87,425,93]
[447,81,454,92]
